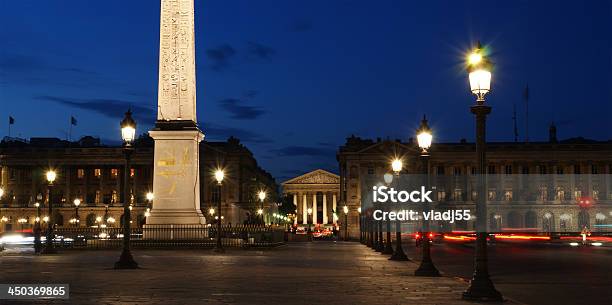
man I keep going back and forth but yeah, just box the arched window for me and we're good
[559,214,571,232]
[578,210,590,230]
[507,211,521,228]
[542,212,554,232]
[525,211,537,228]
[489,214,502,232]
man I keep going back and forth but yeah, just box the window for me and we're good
[556,167,564,175]
[436,166,445,175]
[591,165,598,174]
[111,190,118,204]
[470,167,477,175]
[77,169,85,179]
[453,167,462,176]
[556,188,565,201]
[437,191,446,201]
[574,190,581,200]
[9,169,16,180]
[130,168,135,177]
[521,166,529,174]
[453,189,463,201]
[539,187,548,201]
[471,190,477,201]
[488,191,497,201]
[488,165,496,174]
[504,190,513,201]
[539,165,547,175]
[95,190,101,204]
[573,165,580,175]
[592,190,599,200]
[504,165,512,175]
[367,167,374,175]
[111,168,119,178]
[94,168,101,178]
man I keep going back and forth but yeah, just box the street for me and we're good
[402,241,612,305]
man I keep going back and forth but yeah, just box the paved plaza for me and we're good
[0,242,519,305]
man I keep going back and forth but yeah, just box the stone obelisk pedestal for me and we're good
[146,129,206,225]
[144,0,207,238]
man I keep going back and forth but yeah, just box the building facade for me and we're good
[338,128,612,239]
[0,136,277,233]
[282,169,340,231]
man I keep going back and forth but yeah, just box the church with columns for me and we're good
[282,170,340,231]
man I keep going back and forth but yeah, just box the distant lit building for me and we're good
[338,125,612,239]
[0,136,277,232]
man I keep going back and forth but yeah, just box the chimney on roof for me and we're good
[549,122,557,143]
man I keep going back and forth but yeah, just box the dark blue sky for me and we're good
[1,0,611,181]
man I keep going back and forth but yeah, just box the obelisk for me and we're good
[147,0,206,225]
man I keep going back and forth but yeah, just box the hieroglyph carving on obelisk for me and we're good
[157,0,197,121]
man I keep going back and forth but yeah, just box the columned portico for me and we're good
[282,169,340,232]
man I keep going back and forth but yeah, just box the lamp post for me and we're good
[462,43,502,301]
[414,116,440,276]
[342,205,349,241]
[114,109,138,269]
[73,198,81,227]
[41,170,57,254]
[258,190,266,225]
[389,159,409,261]
[214,169,225,252]
[382,175,394,255]
[34,202,42,253]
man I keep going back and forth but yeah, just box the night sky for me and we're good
[1,0,610,182]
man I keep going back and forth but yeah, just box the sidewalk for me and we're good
[1,242,520,305]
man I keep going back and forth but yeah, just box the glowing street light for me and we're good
[414,116,439,277]
[213,169,225,253]
[391,159,403,175]
[42,170,57,254]
[115,109,138,269]
[416,116,433,153]
[146,192,154,202]
[467,42,492,104]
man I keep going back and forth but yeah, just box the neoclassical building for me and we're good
[0,136,277,232]
[282,169,340,230]
[338,126,612,239]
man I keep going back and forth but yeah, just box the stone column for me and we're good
[332,193,337,224]
[312,194,317,224]
[302,193,308,224]
[293,193,298,225]
[322,193,328,224]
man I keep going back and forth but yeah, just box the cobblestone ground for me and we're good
[1,242,519,305]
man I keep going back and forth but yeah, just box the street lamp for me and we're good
[214,169,224,253]
[146,192,154,209]
[462,42,502,301]
[414,116,440,276]
[41,170,57,254]
[18,218,27,230]
[389,160,409,261]
[0,187,4,199]
[115,109,138,269]
[73,198,81,227]
[343,205,349,241]
[34,202,42,253]
[258,190,266,225]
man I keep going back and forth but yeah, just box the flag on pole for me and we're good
[71,116,77,126]
[9,116,14,124]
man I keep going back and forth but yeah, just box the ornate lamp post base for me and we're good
[414,260,440,277]
[114,249,139,269]
[462,276,503,302]
[389,250,409,261]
